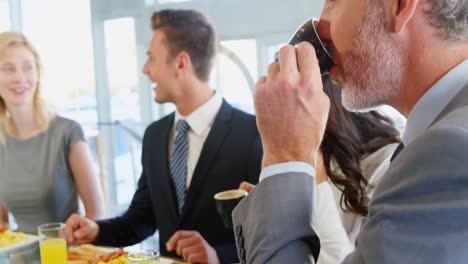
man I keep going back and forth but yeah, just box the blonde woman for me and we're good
[0,32,104,234]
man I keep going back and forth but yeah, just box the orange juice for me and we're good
[39,238,67,264]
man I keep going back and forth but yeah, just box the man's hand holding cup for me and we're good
[255,42,330,169]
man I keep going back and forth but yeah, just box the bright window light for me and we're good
[158,0,192,4]
[0,0,11,31]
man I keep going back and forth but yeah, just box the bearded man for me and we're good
[232,0,468,263]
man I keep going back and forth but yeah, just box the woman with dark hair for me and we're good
[313,77,400,263]
[240,77,401,264]
[320,77,400,216]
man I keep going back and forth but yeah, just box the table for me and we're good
[1,242,187,264]
[159,256,187,264]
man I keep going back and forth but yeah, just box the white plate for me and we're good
[160,258,186,264]
[0,234,40,254]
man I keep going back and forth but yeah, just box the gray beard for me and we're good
[340,4,403,112]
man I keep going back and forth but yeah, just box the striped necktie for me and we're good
[171,119,190,215]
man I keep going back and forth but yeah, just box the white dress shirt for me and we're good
[169,92,223,188]
[315,143,397,264]
[315,182,353,264]
[258,59,468,264]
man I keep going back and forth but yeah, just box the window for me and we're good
[0,0,11,31]
[21,0,102,214]
[104,17,142,206]
[21,0,97,127]
[211,39,258,114]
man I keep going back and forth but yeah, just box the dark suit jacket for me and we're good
[96,100,262,263]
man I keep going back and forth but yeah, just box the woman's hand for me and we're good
[239,181,256,193]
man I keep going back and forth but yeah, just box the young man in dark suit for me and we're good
[65,9,262,264]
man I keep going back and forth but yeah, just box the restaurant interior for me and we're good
[0,0,407,263]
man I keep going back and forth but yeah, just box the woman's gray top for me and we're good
[0,116,85,234]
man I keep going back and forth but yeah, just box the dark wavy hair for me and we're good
[321,77,400,216]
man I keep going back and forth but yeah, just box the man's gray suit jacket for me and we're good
[232,82,468,264]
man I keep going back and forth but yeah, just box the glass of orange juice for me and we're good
[38,223,67,264]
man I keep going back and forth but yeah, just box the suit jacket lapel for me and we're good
[431,83,468,125]
[153,113,180,221]
[179,100,233,223]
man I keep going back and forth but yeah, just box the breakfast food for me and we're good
[95,253,127,264]
[95,248,127,264]
[68,244,127,264]
[0,229,26,248]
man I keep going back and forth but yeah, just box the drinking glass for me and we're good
[38,223,67,264]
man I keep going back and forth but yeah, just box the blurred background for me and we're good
[1,0,405,249]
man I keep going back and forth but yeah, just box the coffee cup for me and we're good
[214,189,248,229]
[274,17,334,75]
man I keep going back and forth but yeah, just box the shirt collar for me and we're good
[402,59,468,145]
[174,91,223,136]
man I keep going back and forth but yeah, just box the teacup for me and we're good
[214,189,248,229]
[275,18,334,75]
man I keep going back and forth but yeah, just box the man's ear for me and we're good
[388,0,421,33]
[175,51,191,77]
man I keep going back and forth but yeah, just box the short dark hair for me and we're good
[151,9,217,81]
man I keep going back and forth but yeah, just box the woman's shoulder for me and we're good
[364,143,399,163]
[47,116,84,139]
[50,116,82,130]
[361,142,399,186]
